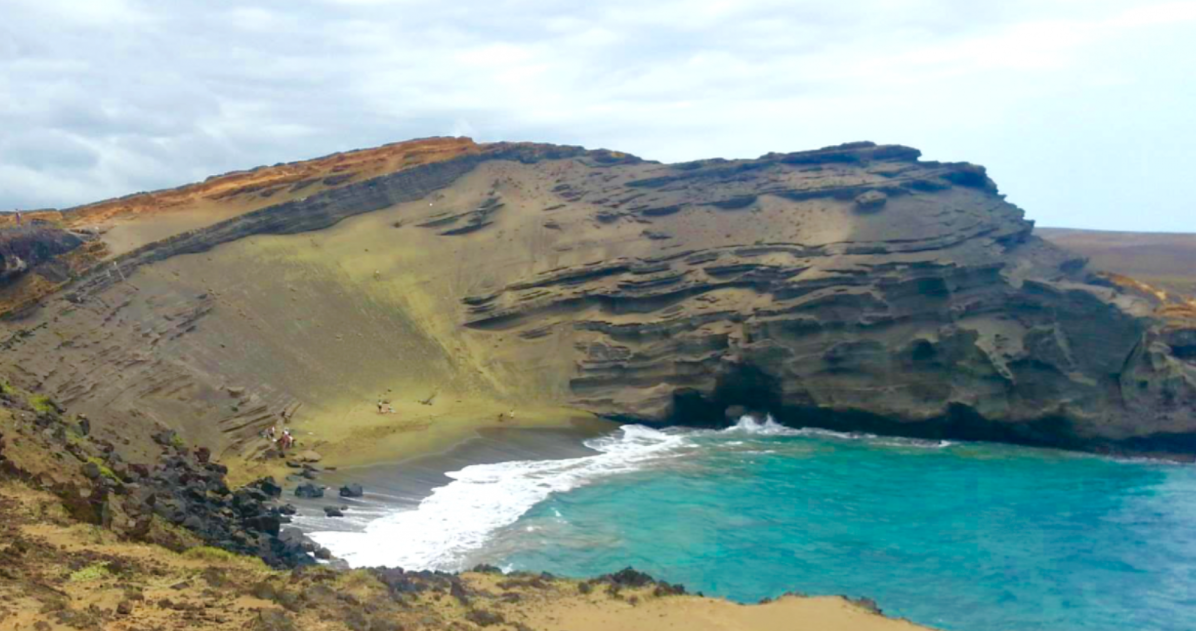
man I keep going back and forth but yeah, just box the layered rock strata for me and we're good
[1,140,1193,458]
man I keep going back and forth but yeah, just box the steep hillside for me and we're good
[1,139,1194,471]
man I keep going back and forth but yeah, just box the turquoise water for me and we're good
[482,422,1196,631]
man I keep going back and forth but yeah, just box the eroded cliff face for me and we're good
[1,139,1193,462]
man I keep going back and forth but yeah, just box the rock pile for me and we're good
[0,392,314,568]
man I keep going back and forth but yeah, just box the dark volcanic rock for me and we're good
[0,225,87,284]
[339,483,363,498]
[294,483,324,499]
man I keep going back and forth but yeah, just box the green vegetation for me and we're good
[30,395,55,414]
[68,562,111,582]
[183,546,239,562]
[86,457,118,481]
[170,433,186,449]
[182,546,268,570]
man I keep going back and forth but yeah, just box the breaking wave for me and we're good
[309,416,954,570]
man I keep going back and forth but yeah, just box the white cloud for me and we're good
[0,0,1193,231]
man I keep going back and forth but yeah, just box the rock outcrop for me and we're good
[0,387,312,567]
[1,139,1193,459]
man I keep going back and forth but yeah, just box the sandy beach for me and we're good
[285,424,612,538]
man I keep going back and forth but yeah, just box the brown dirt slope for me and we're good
[0,484,926,631]
[0,140,1193,474]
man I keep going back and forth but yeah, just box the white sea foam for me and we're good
[722,415,800,436]
[309,424,691,571]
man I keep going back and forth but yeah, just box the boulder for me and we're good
[339,483,364,498]
[246,514,281,536]
[81,462,102,479]
[323,507,344,518]
[294,483,324,499]
[151,430,178,447]
[294,450,322,463]
[249,477,282,498]
[854,190,888,210]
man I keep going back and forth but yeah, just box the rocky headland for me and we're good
[0,137,1192,471]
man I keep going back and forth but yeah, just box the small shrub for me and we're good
[183,546,239,562]
[30,395,55,414]
[68,562,111,582]
[183,545,268,570]
[170,434,186,449]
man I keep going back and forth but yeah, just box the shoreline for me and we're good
[284,422,614,540]
[227,404,619,486]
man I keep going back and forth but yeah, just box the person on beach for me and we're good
[14,211,22,226]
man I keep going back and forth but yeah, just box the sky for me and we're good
[1,0,1194,232]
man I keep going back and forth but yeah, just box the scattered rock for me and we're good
[151,430,179,447]
[294,483,324,499]
[854,190,887,210]
[323,507,343,518]
[294,450,322,463]
[848,596,883,615]
[339,483,364,498]
[255,609,297,631]
[465,609,506,627]
[80,462,102,479]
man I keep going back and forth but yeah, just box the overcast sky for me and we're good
[2,0,1193,231]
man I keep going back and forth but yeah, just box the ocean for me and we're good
[302,419,1196,631]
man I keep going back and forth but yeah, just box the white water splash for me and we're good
[309,424,691,570]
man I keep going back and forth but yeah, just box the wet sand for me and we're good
[286,424,609,535]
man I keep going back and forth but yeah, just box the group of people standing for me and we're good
[264,425,294,451]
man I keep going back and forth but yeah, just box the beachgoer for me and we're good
[14,211,21,226]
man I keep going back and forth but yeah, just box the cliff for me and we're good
[0,139,1193,467]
